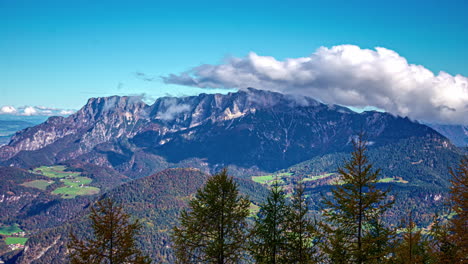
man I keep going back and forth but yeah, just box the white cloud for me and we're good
[164,45,468,125]
[0,106,18,114]
[23,106,38,116]
[156,98,191,121]
[59,110,76,115]
[0,105,76,116]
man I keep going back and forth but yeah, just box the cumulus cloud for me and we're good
[0,106,18,114]
[23,106,38,116]
[0,105,76,116]
[163,45,468,125]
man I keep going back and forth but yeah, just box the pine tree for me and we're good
[68,198,151,264]
[285,181,318,263]
[320,134,394,264]
[250,182,289,264]
[448,156,468,263]
[172,169,250,263]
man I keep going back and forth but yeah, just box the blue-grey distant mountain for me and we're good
[0,119,39,146]
[427,123,468,147]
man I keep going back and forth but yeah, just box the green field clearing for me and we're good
[31,165,100,198]
[378,177,409,184]
[60,177,92,187]
[0,224,23,236]
[5,237,28,245]
[249,203,260,216]
[33,165,81,178]
[52,186,100,199]
[252,175,275,184]
[20,180,54,190]
[252,172,292,185]
[303,173,335,182]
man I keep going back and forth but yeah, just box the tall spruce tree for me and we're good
[68,198,151,264]
[448,156,468,262]
[250,182,289,264]
[285,181,318,263]
[172,169,250,264]
[320,134,394,264]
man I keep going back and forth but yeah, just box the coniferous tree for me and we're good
[68,198,151,264]
[321,227,349,264]
[285,181,318,263]
[427,214,456,264]
[448,156,468,262]
[320,134,394,264]
[393,212,430,264]
[172,169,250,264]
[250,182,289,264]
[364,218,395,264]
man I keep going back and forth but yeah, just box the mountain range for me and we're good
[0,88,466,263]
[0,88,455,173]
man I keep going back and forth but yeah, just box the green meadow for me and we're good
[5,237,28,245]
[303,173,335,181]
[379,177,409,184]
[29,165,100,199]
[52,176,100,198]
[32,165,81,178]
[20,180,54,190]
[251,172,292,185]
[0,224,23,236]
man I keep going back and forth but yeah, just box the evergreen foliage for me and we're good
[284,182,319,263]
[250,182,289,263]
[427,214,457,264]
[320,134,394,263]
[68,198,151,264]
[448,156,468,263]
[171,169,250,263]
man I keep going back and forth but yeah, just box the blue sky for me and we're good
[1,0,467,113]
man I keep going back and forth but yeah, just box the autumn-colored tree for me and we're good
[172,169,250,263]
[320,134,394,264]
[364,218,396,264]
[427,214,456,264]
[393,212,430,264]
[448,156,468,262]
[68,198,151,264]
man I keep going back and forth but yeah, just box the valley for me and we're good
[0,89,466,263]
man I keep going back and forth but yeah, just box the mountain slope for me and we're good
[15,168,268,264]
[0,88,450,175]
[0,120,37,146]
[428,124,468,147]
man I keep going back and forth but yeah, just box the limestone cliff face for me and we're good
[0,96,148,161]
[0,89,282,161]
[0,88,452,172]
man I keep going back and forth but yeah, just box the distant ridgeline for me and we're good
[0,89,466,263]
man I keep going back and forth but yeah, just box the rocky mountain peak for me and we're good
[75,96,149,123]
[0,88,452,171]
